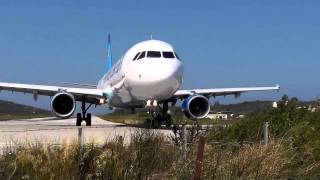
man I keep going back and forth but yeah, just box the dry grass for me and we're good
[202,141,287,179]
[168,141,287,180]
[0,133,292,180]
[0,130,178,180]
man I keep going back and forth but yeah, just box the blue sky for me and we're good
[0,0,319,112]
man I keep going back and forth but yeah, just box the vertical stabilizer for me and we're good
[107,33,113,71]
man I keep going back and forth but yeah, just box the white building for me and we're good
[207,111,230,120]
[272,102,278,108]
[207,111,246,120]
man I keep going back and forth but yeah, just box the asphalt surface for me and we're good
[0,116,174,151]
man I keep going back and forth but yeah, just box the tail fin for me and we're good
[107,33,113,71]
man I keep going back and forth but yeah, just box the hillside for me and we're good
[212,100,320,115]
[211,100,274,115]
[0,100,51,120]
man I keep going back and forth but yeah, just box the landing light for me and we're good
[146,100,158,107]
[153,100,158,107]
[99,98,105,104]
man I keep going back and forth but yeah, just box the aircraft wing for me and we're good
[173,84,280,99]
[0,82,105,104]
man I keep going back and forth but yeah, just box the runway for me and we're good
[0,116,174,151]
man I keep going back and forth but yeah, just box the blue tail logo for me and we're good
[107,33,113,71]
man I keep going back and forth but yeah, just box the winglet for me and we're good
[107,33,113,71]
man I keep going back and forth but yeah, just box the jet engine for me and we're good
[51,92,76,118]
[182,94,210,120]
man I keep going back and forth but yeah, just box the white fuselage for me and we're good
[97,40,183,108]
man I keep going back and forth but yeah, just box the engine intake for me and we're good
[51,92,76,118]
[182,94,210,120]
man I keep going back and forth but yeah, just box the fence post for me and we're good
[78,127,83,178]
[263,122,269,145]
[78,127,83,146]
[182,125,187,161]
[194,136,206,180]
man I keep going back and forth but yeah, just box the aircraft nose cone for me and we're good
[157,66,180,82]
[124,58,184,100]
[145,60,183,98]
[126,59,183,100]
[149,60,183,82]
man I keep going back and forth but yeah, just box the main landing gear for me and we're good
[146,100,172,129]
[76,98,92,126]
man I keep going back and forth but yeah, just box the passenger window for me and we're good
[137,51,145,60]
[133,52,140,61]
[147,51,161,58]
[162,51,175,58]
[174,52,181,60]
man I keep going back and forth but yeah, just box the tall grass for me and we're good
[168,141,287,180]
[0,130,297,179]
[202,141,287,179]
[0,130,178,180]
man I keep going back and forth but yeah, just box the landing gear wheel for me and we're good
[86,113,92,126]
[145,118,151,128]
[152,114,161,129]
[165,114,172,128]
[151,120,158,129]
[76,113,82,126]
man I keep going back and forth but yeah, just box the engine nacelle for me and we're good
[51,92,76,118]
[182,94,210,120]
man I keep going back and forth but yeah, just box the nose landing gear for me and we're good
[145,100,172,129]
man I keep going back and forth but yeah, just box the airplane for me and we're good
[0,34,280,127]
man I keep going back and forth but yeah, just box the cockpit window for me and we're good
[137,51,145,60]
[174,52,181,60]
[133,52,141,61]
[147,51,161,58]
[162,51,175,58]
